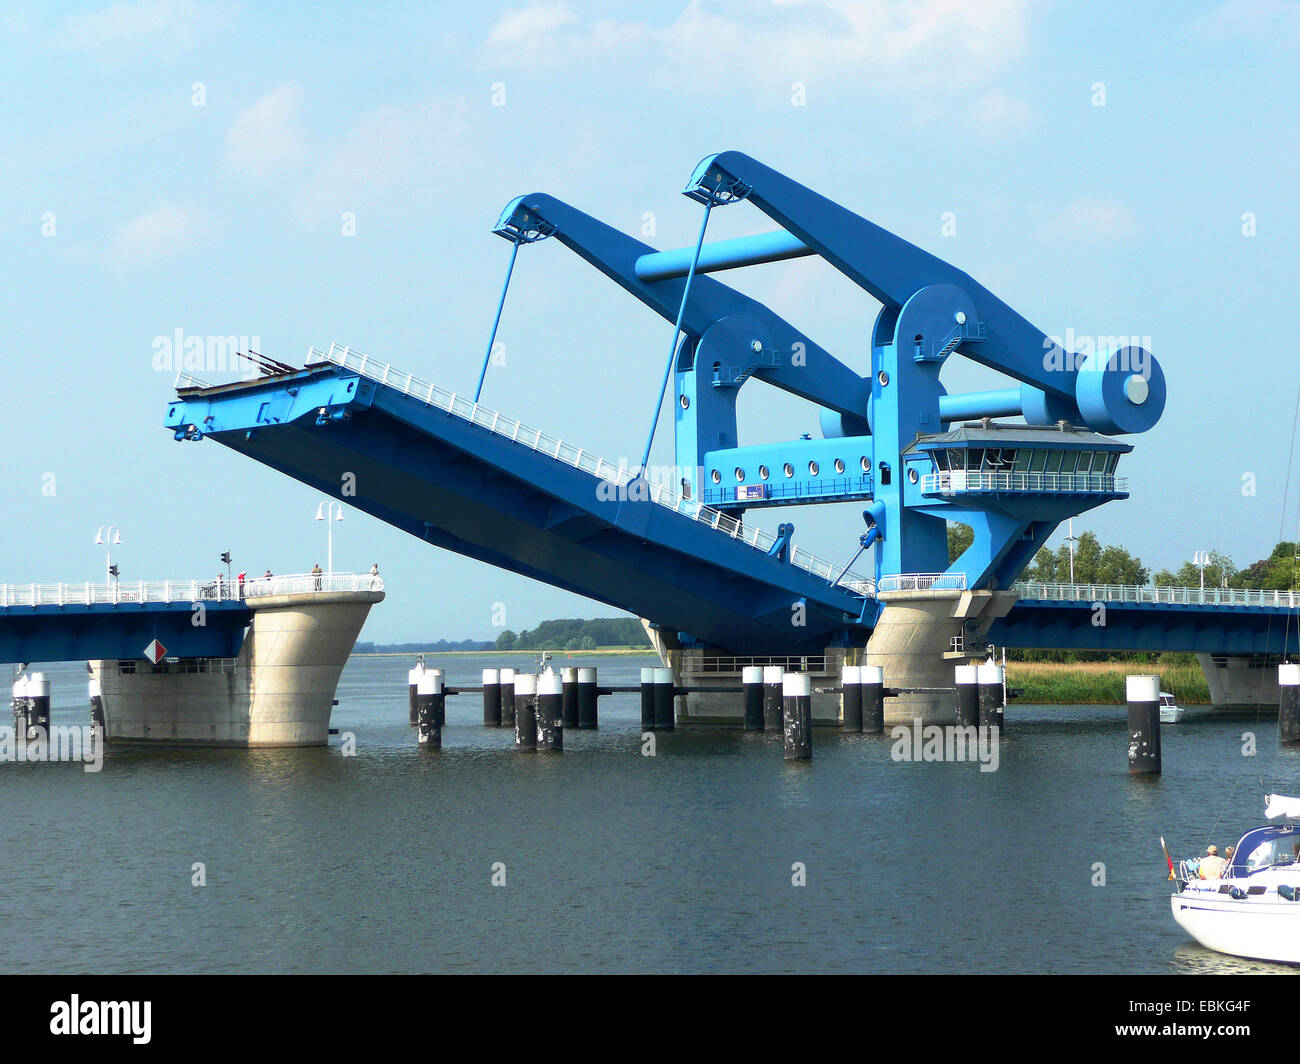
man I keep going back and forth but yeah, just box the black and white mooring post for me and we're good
[762,665,783,730]
[955,664,979,728]
[841,664,862,732]
[416,670,444,748]
[653,667,675,731]
[578,667,598,729]
[27,673,50,739]
[783,671,812,761]
[482,668,501,727]
[11,674,30,738]
[500,667,517,728]
[89,676,105,733]
[514,673,537,750]
[1280,664,1300,743]
[861,664,884,733]
[538,671,563,751]
[1126,674,1161,774]
[743,665,764,731]
[561,667,579,729]
[640,667,656,731]
[407,661,425,726]
[978,661,1005,733]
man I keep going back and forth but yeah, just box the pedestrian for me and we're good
[369,562,380,589]
[311,562,323,590]
[237,571,246,599]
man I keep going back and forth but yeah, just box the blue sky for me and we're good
[1,0,1298,642]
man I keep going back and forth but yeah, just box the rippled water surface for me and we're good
[3,653,1298,974]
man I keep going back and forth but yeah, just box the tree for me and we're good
[947,522,973,563]
[1231,542,1298,591]
[1022,531,1147,585]
[494,629,517,651]
[1153,549,1235,589]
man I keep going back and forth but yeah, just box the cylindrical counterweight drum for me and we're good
[538,671,563,751]
[955,664,979,728]
[416,671,443,748]
[841,665,862,732]
[499,668,516,728]
[783,672,812,761]
[743,666,764,731]
[653,667,675,731]
[1280,664,1300,743]
[762,665,783,730]
[482,668,502,727]
[577,667,598,729]
[640,667,656,731]
[978,662,1005,732]
[514,673,537,750]
[561,667,579,729]
[861,665,884,734]
[1127,674,1161,774]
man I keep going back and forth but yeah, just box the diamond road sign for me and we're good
[143,639,167,665]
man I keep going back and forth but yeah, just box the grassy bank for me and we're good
[1006,661,1210,705]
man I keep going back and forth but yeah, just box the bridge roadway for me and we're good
[0,574,376,665]
[163,346,1300,659]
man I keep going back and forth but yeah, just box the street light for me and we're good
[315,501,344,575]
[94,525,121,585]
[1193,550,1210,593]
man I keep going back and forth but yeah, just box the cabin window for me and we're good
[947,449,964,472]
[933,451,949,472]
[1013,450,1031,472]
[1044,450,1064,473]
[1029,450,1047,473]
[1105,453,1119,474]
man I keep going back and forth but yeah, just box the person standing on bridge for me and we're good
[369,562,379,589]
[237,571,246,599]
[311,563,323,590]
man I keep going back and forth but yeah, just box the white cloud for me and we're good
[225,83,307,176]
[108,203,204,268]
[55,0,224,51]
[488,1,578,44]
[1043,198,1138,244]
[481,0,1036,89]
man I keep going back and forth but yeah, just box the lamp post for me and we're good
[315,501,344,575]
[1193,550,1210,593]
[1066,518,1078,585]
[94,525,121,585]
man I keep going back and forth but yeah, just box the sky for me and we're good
[1,0,1298,643]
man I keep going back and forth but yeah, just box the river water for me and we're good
[3,652,1298,974]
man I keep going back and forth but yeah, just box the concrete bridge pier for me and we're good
[1197,654,1281,709]
[865,588,1018,725]
[91,578,383,747]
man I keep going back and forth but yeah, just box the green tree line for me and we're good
[494,617,652,652]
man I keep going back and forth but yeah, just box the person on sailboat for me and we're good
[1199,845,1227,879]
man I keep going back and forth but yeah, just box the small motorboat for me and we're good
[1159,690,1184,723]
[1170,795,1300,964]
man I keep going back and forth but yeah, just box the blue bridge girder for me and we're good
[0,600,251,665]
[167,358,876,655]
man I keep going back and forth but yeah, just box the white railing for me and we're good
[921,471,1127,495]
[0,572,382,608]
[174,371,213,390]
[306,342,876,598]
[243,572,385,597]
[877,573,969,593]
[1014,582,1300,608]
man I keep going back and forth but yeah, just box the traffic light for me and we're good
[220,551,231,566]
[109,564,119,578]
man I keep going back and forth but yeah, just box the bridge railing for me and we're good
[878,573,969,593]
[0,572,383,608]
[243,572,385,596]
[921,471,1128,495]
[307,343,877,598]
[1014,581,1300,608]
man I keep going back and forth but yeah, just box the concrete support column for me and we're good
[653,667,675,731]
[762,665,783,730]
[482,668,501,727]
[538,672,563,751]
[743,666,764,731]
[978,662,1004,732]
[783,672,812,761]
[955,664,979,728]
[861,665,884,734]
[577,667,598,729]
[514,673,536,750]
[561,667,579,729]
[640,667,656,731]
[500,668,516,728]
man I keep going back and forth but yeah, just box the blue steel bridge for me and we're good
[150,149,1296,673]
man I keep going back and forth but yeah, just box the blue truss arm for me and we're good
[493,193,869,420]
